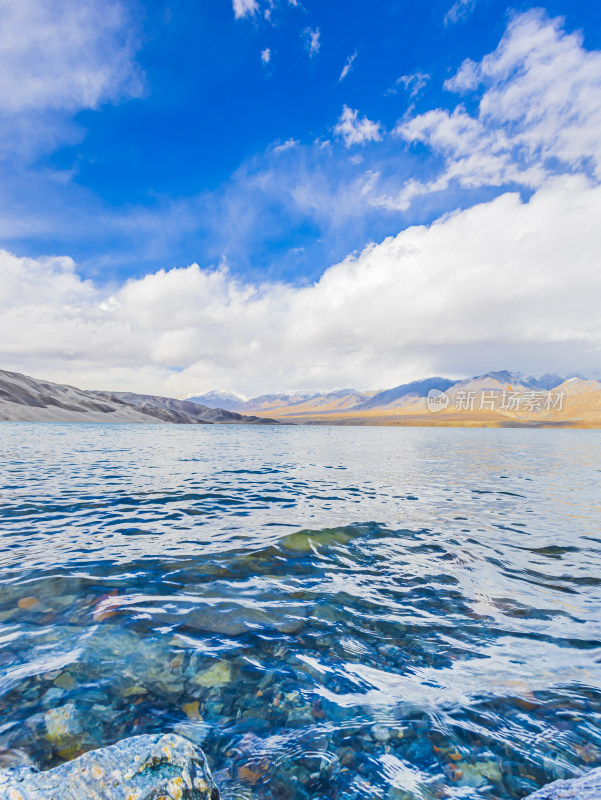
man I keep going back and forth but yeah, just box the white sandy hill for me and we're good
[0,370,275,425]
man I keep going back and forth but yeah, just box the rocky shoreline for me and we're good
[1,732,599,799]
[0,733,219,799]
[524,766,601,799]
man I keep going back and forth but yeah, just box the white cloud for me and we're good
[304,27,320,57]
[2,175,600,395]
[444,0,477,26]
[0,0,143,114]
[449,10,601,180]
[272,138,298,153]
[393,71,430,99]
[334,106,382,148]
[339,51,357,82]
[4,9,601,396]
[237,0,299,21]
[379,11,601,210]
[261,47,271,64]
[0,0,143,165]
[232,0,259,19]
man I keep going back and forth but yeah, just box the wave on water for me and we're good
[0,424,600,798]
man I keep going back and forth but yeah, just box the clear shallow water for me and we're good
[0,423,600,799]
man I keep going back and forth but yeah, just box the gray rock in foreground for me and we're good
[0,733,219,799]
[525,767,601,799]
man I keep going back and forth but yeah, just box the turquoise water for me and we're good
[0,423,600,799]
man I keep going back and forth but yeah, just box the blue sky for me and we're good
[3,0,600,284]
[1,0,601,394]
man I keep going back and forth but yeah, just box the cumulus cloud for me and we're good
[261,47,271,64]
[2,175,600,395]
[0,0,142,114]
[380,11,601,210]
[334,106,382,147]
[339,52,357,82]
[4,9,601,396]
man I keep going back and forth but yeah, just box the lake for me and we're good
[0,423,600,799]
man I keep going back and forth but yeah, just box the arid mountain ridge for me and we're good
[0,369,275,425]
[1,368,600,427]
[187,371,601,427]
[187,371,580,413]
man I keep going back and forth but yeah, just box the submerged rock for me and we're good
[185,600,308,636]
[525,767,601,799]
[279,525,365,553]
[0,733,219,799]
[192,661,232,688]
[44,703,85,744]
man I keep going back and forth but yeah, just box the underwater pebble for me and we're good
[182,701,203,720]
[192,661,232,688]
[122,686,148,697]
[41,688,64,706]
[18,597,40,611]
[53,673,75,691]
[372,724,391,743]
[44,703,84,744]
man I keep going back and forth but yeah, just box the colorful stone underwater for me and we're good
[1,424,600,799]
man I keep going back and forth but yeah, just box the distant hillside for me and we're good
[184,371,601,427]
[187,372,575,417]
[460,371,569,391]
[245,390,375,416]
[3,368,598,427]
[238,392,319,413]
[185,390,249,411]
[0,370,276,425]
[355,378,455,410]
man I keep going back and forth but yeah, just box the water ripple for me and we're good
[0,423,600,798]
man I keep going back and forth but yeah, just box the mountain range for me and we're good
[1,368,600,427]
[187,371,574,414]
[186,371,601,426]
[0,370,276,425]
